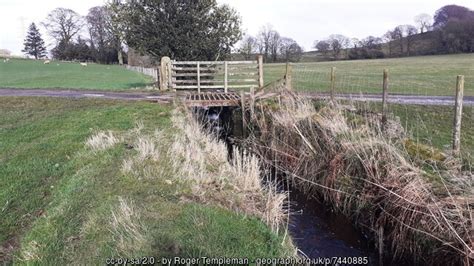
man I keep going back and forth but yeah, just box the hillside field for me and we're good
[0,59,153,90]
[265,54,474,96]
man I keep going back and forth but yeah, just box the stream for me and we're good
[195,106,379,265]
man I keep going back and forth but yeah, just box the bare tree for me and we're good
[238,34,257,60]
[414,13,433,33]
[269,30,281,62]
[257,25,281,63]
[383,30,398,57]
[42,8,84,44]
[279,37,303,62]
[257,24,273,62]
[392,26,405,54]
[313,40,330,57]
[404,25,418,56]
[327,34,350,59]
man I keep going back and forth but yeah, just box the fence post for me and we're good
[250,86,255,119]
[257,55,264,90]
[197,62,201,94]
[330,67,336,102]
[224,61,228,93]
[285,62,292,91]
[241,90,247,138]
[382,69,389,129]
[452,75,464,155]
[159,56,171,91]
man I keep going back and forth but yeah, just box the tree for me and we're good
[327,34,350,59]
[383,30,397,57]
[86,6,122,64]
[414,13,433,33]
[279,37,303,62]
[269,30,281,62]
[111,0,242,61]
[22,23,47,59]
[313,40,330,56]
[43,8,84,45]
[257,25,279,62]
[404,25,418,56]
[393,26,405,54]
[433,5,472,29]
[238,34,257,60]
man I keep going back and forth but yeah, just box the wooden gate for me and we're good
[159,56,263,93]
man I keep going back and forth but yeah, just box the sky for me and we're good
[1,0,474,55]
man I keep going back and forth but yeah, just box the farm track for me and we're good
[0,88,473,106]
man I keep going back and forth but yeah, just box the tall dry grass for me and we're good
[249,92,473,265]
[168,108,288,232]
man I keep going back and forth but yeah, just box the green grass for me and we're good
[0,97,291,264]
[356,101,474,161]
[265,54,474,96]
[0,59,154,90]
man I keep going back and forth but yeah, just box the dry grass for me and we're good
[249,92,473,265]
[19,241,41,262]
[168,108,288,232]
[109,197,148,256]
[86,131,119,151]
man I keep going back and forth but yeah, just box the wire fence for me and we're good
[284,63,473,163]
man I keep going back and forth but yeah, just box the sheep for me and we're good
[80,62,87,67]
[44,60,51,64]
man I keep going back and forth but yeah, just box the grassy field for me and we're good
[265,54,474,96]
[0,97,291,264]
[0,59,153,90]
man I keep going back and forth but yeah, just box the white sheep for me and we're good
[80,62,87,67]
[44,60,51,64]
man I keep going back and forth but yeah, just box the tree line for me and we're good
[313,5,474,60]
[21,3,474,64]
[237,25,304,63]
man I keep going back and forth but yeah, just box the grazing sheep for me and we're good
[80,62,87,67]
[44,60,51,64]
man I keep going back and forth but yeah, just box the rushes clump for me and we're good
[250,93,473,265]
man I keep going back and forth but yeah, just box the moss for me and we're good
[404,139,447,162]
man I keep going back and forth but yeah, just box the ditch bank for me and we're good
[194,106,377,264]
[193,92,473,266]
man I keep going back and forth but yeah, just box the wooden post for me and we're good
[224,61,228,93]
[453,75,464,155]
[257,55,264,89]
[285,62,292,91]
[330,67,336,102]
[378,225,384,266]
[197,62,201,94]
[159,56,171,91]
[382,69,389,129]
[250,86,255,119]
[241,90,247,137]
[156,68,160,87]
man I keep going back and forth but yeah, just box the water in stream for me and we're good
[196,106,379,265]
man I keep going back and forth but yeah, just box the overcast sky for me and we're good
[1,0,473,55]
